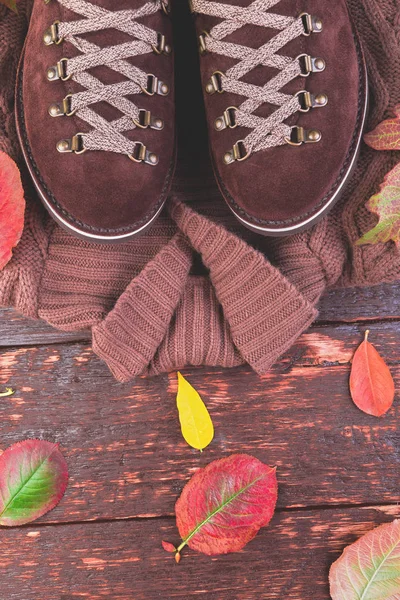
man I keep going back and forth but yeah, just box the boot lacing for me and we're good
[192,0,327,163]
[44,0,170,165]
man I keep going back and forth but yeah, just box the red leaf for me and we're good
[162,541,176,553]
[0,151,25,271]
[0,439,68,526]
[174,454,277,558]
[350,330,395,417]
[364,104,400,151]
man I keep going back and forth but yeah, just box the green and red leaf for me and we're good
[0,0,18,11]
[169,454,277,560]
[0,151,25,270]
[330,519,400,599]
[0,439,69,526]
[364,105,400,151]
[357,162,400,246]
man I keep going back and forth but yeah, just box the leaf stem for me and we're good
[364,330,370,342]
[0,388,15,397]
[177,540,187,553]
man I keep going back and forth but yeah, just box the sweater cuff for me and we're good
[169,198,318,375]
[92,234,193,382]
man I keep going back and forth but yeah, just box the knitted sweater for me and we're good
[0,0,399,381]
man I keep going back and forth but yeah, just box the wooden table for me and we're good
[2,3,399,597]
[1,281,400,599]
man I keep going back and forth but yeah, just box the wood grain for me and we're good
[0,331,399,523]
[1,282,400,348]
[0,308,90,347]
[1,505,399,600]
[317,282,400,323]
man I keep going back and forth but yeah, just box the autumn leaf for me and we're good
[0,0,18,13]
[350,330,395,417]
[176,372,214,451]
[0,387,15,397]
[0,439,69,526]
[162,454,278,562]
[356,163,400,246]
[364,104,400,151]
[330,519,400,599]
[0,151,25,270]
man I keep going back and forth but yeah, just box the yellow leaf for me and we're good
[176,372,214,451]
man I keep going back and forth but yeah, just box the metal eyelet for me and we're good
[295,90,328,112]
[152,32,172,55]
[46,58,71,82]
[297,54,326,76]
[199,30,210,54]
[129,143,159,166]
[285,126,322,146]
[300,13,323,35]
[43,21,63,46]
[48,94,76,118]
[132,109,164,130]
[141,74,169,96]
[223,140,250,164]
[206,71,224,94]
[215,106,238,131]
[56,133,86,154]
[161,0,170,15]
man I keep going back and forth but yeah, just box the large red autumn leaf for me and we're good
[364,104,400,151]
[350,330,395,417]
[0,151,25,270]
[163,454,278,561]
[0,439,69,526]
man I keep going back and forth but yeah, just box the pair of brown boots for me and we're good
[16,0,368,242]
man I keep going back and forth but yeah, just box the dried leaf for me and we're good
[161,541,176,553]
[350,330,395,417]
[356,162,400,246]
[0,439,69,526]
[0,387,15,397]
[0,0,18,12]
[0,151,25,270]
[164,454,277,561]
[364,104,400,151]
[330,519,400,600]
[176,372,214,451]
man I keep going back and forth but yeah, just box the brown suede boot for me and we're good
[190,0,368,236]
[16,0,175,242]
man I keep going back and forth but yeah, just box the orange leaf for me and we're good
[349,330,395,417]
[356,162,400,246]
[0,151,25,270]
[364,104,400,151]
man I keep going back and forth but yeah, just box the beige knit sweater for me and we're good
[0,0,399,381]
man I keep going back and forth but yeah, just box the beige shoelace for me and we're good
[44,0,170,165]
[192,0,327,163]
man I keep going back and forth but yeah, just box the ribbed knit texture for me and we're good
[0,0,399,381]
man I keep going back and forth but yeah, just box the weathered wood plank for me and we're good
[0,335,399,522]
[1,283,400,348]
[1,505,399,600]
[0,308,90,346]
[317,282,400,322]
